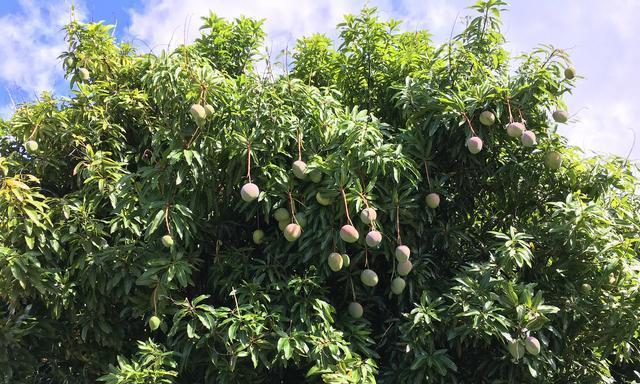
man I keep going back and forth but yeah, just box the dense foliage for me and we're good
[1,1,639,383]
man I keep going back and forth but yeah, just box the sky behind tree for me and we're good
[1,0,638,159]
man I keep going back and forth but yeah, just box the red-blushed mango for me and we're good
[397,260,413,276]
[506,122,525,138]
[395,245,410,262]
[552,110,569,123]
[360,207,377,224]
[521,131,537,147]
[426,193,440,209]
[467,136,483,154]
[365,230,382,248]
[525,336,540,355]
[284,223,301,242]
[240,183,260,202]
[340,225,359,243]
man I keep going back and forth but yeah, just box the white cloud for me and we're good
[126,0,467,54]
[503,0,640,159]
[2,0,636,159]
[127,0,640,159]
[127,0,361,53]
[0,0,86,118]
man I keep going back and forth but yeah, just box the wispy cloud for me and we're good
[502,0,640,159]
[126,0,467,54]
[0,0,85,117]
[1,0,637,159]
[127,0,362,53]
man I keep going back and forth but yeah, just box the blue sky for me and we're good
[1,0,639,159]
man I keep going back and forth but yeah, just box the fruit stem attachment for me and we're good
[461,113,476,136]
[164,205,172,235]
[517,108,526,124]
[152,284,159,314]
[357,184,375,229]
[395,203,402,245]
[357,175,371,209]
[199,84,206,105]
[27,123,40,141]
[505,96,514,123]
[349,275,356,301]
[288,191,298,223]
[359,192,370,209]
[340,188,353,226]
[296,127,302,162]
[423,159,433,191]
[364,246,369,268]
[246,142,252,182]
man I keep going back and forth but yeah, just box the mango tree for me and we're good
[1,1,639,383]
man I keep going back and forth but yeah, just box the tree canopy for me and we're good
[1,1,639,383]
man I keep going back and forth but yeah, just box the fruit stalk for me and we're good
[164,205,172,235]
[288,191,298,223]
[505,95,514,123]
[364,246,369,268]
[297,127,302,161]
[349,274,356,301]
[246,142,252,182]
[461,112,476,136]
[423,159,433,191]
[340,188,353,226]
[395,203,402,245]
[152,284,158,314]
[517,108,526,123]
